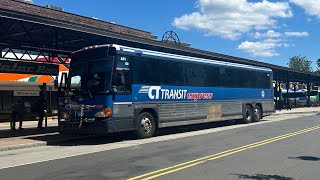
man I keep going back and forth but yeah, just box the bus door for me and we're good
[112,56,134,131]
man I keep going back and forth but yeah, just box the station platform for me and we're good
[0,118,57,131]
[0,119,86,152]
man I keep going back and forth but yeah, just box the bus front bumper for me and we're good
[59,118,114,135]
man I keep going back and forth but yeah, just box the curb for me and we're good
[0,136,90,152]
[0,142,47,152]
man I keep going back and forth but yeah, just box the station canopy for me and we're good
[0,0,319,83]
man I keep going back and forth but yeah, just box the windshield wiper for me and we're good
[87,88,93,99]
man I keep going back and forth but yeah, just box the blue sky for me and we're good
[33,0,320,70]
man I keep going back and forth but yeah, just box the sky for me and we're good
[33,0,320,70]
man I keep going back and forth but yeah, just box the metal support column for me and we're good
[278,81,283,110]
[307,82,311,107]
[0,45,5,58]
[286,80,290,110]
[39,83,47,128]
[275,81,279,110]
[39,83,47,98]
[293,82,297,107]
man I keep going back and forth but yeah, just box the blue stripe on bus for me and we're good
[75,86,272,104]
[131,84,273,102]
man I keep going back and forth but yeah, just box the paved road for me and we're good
[0,111,319,180]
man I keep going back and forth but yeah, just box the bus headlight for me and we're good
[95,108,112,117]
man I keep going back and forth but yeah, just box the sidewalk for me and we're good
[0,119,87,152]
[274,106,320,115]
[0,118,58,131]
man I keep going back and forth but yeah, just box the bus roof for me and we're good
[80,44,272,72]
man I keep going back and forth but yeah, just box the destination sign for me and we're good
[0,60,59,75]
[14,90,40,97]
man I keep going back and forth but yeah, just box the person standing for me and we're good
[37,97,47,129]
[11,100,25,131]
[286,98,292,110]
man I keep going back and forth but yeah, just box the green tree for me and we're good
[288,55,312,72]
[316,58,320,74]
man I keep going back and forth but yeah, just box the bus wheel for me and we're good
[252,105,261,122]
[240,105,253,124]
[135,112,156,139]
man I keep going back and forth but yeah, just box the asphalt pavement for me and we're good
[0,110,319,180]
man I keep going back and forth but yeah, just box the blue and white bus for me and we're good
[59,44,274,138]
[281,89,308,107]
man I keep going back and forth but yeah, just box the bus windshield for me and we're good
[70,57,114,95]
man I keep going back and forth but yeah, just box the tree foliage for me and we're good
[315,58,320,74]
[288,55,312,72]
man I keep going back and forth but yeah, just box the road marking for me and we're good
[128,125,320,180]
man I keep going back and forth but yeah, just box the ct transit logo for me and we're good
[138,86,213,101]
[261,90,265,98]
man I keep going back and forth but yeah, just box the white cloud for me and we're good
[173,0,292,40]
[263,38,283,43]
[290,0,320,18]
[284,31,309,37]
[240,30,308,57]
[252,30,282,39]
[252,30,309,39]
[237,41,278,57]
[282,43,291,48]
[237,41,285,57]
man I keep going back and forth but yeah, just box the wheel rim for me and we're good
[254,108,260,120]
[246,109,251,120]
[141,116,152,133]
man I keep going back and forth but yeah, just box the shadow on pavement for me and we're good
[158,119,238,136]
[288,156,320,161]
[23,132,89,144]
[0,126,58,139]
[233,173,293,180]
[39,120,243,146]
[24,118,270,147]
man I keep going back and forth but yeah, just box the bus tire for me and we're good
[135,112,156,139]
[252,105,261,122]
[240,105,253,124]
